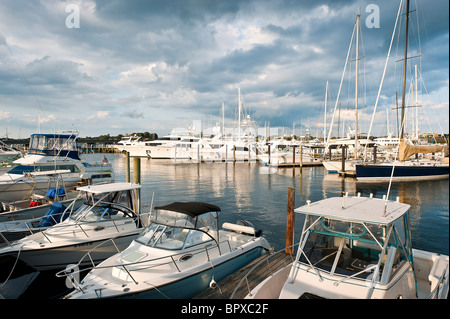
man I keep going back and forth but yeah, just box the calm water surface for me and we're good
[106,153,449,255]
[13,153,450,299]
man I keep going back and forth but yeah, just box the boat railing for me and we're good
[426,263,449,299]
[230,244,296,299]
[0,209,74,247]
[40,206,146,244]
[56,237,237,291]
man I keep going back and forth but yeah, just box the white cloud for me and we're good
[0,0,447,137]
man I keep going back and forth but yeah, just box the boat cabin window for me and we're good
[29,134,77,152]
[300,216,409,281]
[8,164,79,175]
[70,190,135,223]
[8,165,37,175]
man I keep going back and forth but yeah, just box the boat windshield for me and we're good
[299,215,410,282]
[135,224,213,250]
[135,208,219,250]
[70,191,135,223]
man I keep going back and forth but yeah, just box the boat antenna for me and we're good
[384,0,410,217]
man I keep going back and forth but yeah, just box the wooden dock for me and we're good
[194,252,293,299]
[269,161,323,168]
[338,170,356,178]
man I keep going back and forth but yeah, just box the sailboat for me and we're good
[355,0,449,182]
[322,14,374,174]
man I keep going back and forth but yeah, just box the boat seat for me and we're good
[185,230,211,247]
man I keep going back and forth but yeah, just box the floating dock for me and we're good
[269,161,323,168]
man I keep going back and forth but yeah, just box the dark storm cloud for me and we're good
[0,0,447,138]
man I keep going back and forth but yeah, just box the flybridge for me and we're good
[28,131,80,160]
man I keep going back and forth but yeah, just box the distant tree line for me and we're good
[84,132,158,141]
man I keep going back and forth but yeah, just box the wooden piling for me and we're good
[341,145,346,173]
[133,157,141,185]
[133,156,141,213]
[292,145,296,164]
[285,188,295,255]
[373,145,377,163]
[299,144,303,173]
[126,151,130,183]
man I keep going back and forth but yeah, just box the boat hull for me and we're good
[4,233,140,271]
[112,246,268,299]
[0,179,81,202]
[322,161,356,173]
[356,163,449,182]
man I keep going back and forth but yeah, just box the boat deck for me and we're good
[194,252,293,299]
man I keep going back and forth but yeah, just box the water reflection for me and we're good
[97,153,449,255]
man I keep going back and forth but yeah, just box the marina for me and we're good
[0,0,448,303]
[0,152,447,299]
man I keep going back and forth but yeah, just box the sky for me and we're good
[0,0,448,139]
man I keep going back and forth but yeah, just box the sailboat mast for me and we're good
[400,0,410,139]
[222,102,225,140]
[354,13,360,159]
[415,64,419,138]
[238,87,241,139]
[324,80,328,141]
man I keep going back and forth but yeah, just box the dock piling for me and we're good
[285,188,295,255]
[126,151,130,183]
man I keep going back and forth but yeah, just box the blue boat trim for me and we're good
[356,164,449,180]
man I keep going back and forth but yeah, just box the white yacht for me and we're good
[374,135,400,149]
[240,194,448,299]
[0,132,114,202]
[60,201,271,299]
[114,135,149,157]
[0,182,146,271]
[144,134,184,159]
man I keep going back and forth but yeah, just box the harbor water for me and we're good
[5,153,449,299]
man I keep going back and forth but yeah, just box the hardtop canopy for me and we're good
[154,202,221,218]
[294,196,410,225]
[77,182,141,194]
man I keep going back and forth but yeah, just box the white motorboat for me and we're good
[0,172,87,246]
[113,135,149,157]
[0,150,21,163]
[144,134,185,159]
[240,194,449,299]
[0,140,22,163]
[0,182,147,271]
[322,160,359,174]
[0,131,114,202]
[0,170,81,223]
[60,201,271,299]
